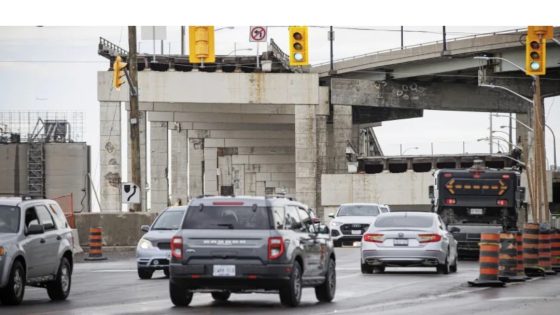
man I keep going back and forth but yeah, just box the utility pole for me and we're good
[128,26,142,212]
[181,26,185,55]
[489,113,493,154]
[533,76,549,222]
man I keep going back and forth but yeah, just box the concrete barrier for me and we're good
[75,212,158,247]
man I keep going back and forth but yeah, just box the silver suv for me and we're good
[169,196,336,307]
[0,197,74,305]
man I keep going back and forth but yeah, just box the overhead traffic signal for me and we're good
[189,26,215,64]
[112,55,127,90]
[525,26,552,76]
[289,26,309,66]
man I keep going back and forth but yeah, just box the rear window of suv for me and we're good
[374,215,434,228]
[0,205,20,233]
[183,206,271,230]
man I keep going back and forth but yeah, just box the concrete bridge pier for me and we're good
[99,101,122,212]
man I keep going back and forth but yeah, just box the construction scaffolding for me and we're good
[0,112,84,144]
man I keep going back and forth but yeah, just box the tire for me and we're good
[450,256,458,273]
[372,266,385,274]
[169,281,193,307]
[437,256,451,275]
[211,291,231,302]
[163,268,170,278]
[279,261,303,307]
[47,257,72,301]
[315,258,336,302]
[138,268,154,280]
[361,262,373,274]
[0,260,25,305]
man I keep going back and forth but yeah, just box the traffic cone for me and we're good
[84,227,108,261]
[468,233,505,287]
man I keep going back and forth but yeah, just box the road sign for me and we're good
[249,26,267,42]
[122,182,140,204]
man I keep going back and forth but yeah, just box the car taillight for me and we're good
[268,237,285,260]
[443,173,452,178]
[444,198,456,205]
[502,174,510,179]
[497,199,508,206]
[418,234,442,243]
[363,233,384,243]
[171,236,183,260]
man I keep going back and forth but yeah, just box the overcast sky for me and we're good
[1,12,559,213]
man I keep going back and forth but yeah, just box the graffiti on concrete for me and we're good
[391,82,426,101]
[108,158,118,166]
[105,141,115,153]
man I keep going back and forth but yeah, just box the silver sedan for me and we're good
[360,212,458,274]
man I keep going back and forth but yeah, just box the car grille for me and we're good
[340,224,369,235]
[157,242,171,250]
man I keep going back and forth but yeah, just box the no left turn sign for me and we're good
[250,26,267,42]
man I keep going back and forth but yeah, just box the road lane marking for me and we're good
[89,269,137,273]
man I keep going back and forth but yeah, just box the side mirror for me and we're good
[141,225,150,233]
[328,213,335,219]
[311,217,321,224]
[27,224,45,235]
[449,226,461,233]
[428,185,434,199]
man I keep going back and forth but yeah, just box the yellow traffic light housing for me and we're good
[189,26,215,64]
[525,26,552,76]
[113,55,127,90]
[289,26,309,66]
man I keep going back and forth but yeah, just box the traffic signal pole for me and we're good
[128,26,142,212]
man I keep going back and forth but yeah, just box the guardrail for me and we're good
[312,28,527,68]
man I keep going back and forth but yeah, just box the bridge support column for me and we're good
[99,101,122,212]
[334,105,352,173]
[150,121,168,212]
[295,104,317,209]
[170,125,188,206]
[188,137,204,198]
[316,115,328,218]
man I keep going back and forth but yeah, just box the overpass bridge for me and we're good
[96,28,560,216]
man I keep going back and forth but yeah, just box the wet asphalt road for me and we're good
[2,247,560,315]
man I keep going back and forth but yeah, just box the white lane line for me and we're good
[89,269,137,272]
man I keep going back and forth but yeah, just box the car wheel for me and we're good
[163,268,170,278]
[47,257,72,301]
[361,262,373,274]
[437,256,451,275]
[0,260,25,305]
[450,256,458,273]
[138,268,154,280]
[372,266,385,274]
[169,281,193,306]
[211,291,231,302]
[315,258,336,302]
[279,261,303,307]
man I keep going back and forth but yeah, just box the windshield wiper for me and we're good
[216,223,234,229]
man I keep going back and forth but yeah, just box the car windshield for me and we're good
[337,205,379,217]
[183,206,271,230]
[0,205,20,233]
[151,210,185,230]
[374,215,434,228]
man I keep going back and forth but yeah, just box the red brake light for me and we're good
[419,234,442,243]
[444,198,456,205]
[443,173,452,178]
[363,233,384,243]
[268,237,285,260]
[502,174,510,179]
[497,199,508,206]
[212,201,244,206]
[171,236,183,260]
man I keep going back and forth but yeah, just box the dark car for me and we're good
[168,196,336,307]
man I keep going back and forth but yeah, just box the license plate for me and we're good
[351,230,362,235]
[394,239,408,246]
[213,265,235,277]
[469,208,484,215]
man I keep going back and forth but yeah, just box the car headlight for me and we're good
[138,238,154,249]
[330,221,342,227]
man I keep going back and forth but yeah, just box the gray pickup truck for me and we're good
[168,196,336,307]
[0,197,74,305]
